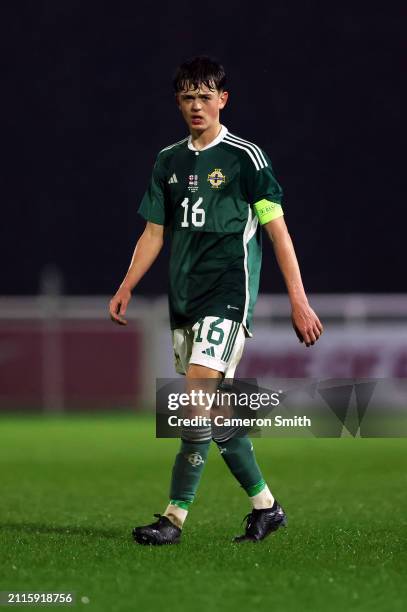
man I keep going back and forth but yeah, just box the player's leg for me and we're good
[163,362,221,530]
[210,328,287,542]
[133,325,218,545]
[213,429,287,542]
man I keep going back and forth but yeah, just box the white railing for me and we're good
[1,293,407,320]
[1,294,406,411]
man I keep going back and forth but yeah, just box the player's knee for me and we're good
[212,431,234,444]
[187,363,223,379]
[212,427,248,445]
[181,427,212,443]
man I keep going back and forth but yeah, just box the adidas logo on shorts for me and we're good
[202,347,215,357]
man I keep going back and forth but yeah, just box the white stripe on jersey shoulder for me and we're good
[226,132,268,168]
[227,132,268,167]
[159,136,188,154]
[224,136,262,171]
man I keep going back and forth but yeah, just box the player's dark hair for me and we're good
[173,56,226,93]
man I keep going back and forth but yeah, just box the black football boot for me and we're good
[233,500,287,543]
[133,514,181,545]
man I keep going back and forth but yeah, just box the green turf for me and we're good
[1,414,406,612]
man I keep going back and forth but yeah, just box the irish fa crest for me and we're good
[207,168,226,189]
[186,452,204,467]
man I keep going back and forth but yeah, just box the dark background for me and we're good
[2,1,404,296]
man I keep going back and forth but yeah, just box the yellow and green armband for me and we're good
[253,199,284,225]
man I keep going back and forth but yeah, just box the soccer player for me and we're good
[109,56,323,545]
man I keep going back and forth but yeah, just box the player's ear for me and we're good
[175,93,181,110]
[218,90,229,110]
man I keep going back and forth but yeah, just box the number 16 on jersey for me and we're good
[180,197,206,228]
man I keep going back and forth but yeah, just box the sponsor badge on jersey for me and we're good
[207,168,226,189]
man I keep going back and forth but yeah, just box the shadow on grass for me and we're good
[1,522,123,539]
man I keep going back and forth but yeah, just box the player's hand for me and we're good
[109,287,132,326]
[291,302,323,347]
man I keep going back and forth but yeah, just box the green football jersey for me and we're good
[138,125,283,333]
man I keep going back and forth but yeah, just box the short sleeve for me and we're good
[138,156,168,226]
[245,150,283,204]
[244,150,284,225]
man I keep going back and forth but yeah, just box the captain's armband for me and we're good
[253,199,284,225]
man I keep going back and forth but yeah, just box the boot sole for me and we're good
[133,531,181,545]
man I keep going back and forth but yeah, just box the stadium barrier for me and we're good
[0,294,406,412]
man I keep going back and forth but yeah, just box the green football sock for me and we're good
[215,435,266,496]
[169,439,211,506]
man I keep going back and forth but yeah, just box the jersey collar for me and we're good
[187,125,228,151]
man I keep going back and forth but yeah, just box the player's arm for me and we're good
[109,221,164,326]
[263,216,323,347]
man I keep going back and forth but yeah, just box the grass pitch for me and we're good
[0,414,406,612]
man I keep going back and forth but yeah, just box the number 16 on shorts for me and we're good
[191,316,244,373]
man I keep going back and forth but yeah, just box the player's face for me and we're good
[176,82,228,133]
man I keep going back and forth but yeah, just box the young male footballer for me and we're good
[109,56,323,545]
